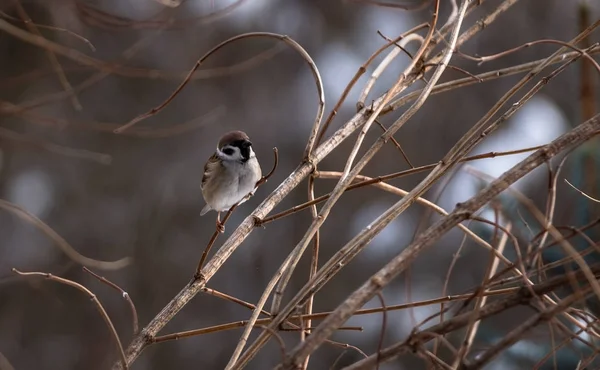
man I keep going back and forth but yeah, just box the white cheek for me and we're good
[233,148,244,161]
[248,147,256,159]
[217,146,243,161]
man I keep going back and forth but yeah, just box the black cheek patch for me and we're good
[239,146,250,162]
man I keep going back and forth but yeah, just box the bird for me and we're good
[200,130,262,232]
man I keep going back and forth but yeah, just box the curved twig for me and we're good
[0,9,95,51]
[466,39,600,72]
[257,145,544,225]
[374,292,388,370]
[0,126,112,164]
[381,46,600,115]
[76,0,246,30]
[344,0,432,10]
[115,33,324,138]
[314,22,429,145]
[0,199,131,270]
[13,269,128,369]
[83,267,139,335]
[357,33,424,108]
[11,0,81,110]
[564,178,600,203]
[256,148,279,187]
[1,102,225,139]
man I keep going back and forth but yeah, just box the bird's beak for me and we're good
[242,140,252,148]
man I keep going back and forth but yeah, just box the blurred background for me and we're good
[0,0,599,369]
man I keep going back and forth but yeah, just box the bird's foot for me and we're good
[216,220,225,233]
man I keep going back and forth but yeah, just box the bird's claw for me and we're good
[216,220,225,233]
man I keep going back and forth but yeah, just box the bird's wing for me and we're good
[201,153,221,190]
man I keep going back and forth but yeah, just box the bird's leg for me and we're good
[216,212,224,233]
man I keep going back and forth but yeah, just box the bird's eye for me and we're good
[222,148,235,155]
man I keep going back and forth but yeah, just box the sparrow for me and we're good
[200,130,262,232]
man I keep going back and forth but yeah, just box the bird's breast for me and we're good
[204,158,261,212]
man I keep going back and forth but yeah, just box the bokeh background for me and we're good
[1,1,599,369]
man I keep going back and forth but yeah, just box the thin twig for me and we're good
[374,118,415,167]
[259,145,545,225]
[435,218,474,358]
[315,23,429,145]
[314,171,515,268]
[3,43,283,114]
[0,126,111,164]
[152,319,362,343]
[12,0,82,110]
[374,292,388,370]
[0,9,96,51]
[382,46,600,115]
[77,0,245,30]
[466,39,600,72]
[564,178,600,203]
[201,286,272,316]
[0,199,131,270]
[578,0,597,121]
[299,173,320,370]
[344,0,432,10]
[451,222,511,368]
[357,33,424,108]
[115,33,324,134]
[13,269,128,369]
[83,267,139,335]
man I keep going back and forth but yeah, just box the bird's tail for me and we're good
[200,204,211,216]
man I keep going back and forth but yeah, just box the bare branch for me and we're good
[13,269,128,369]
[565,178,600,203]
[83,267,140,336]
[0,199,131,270]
